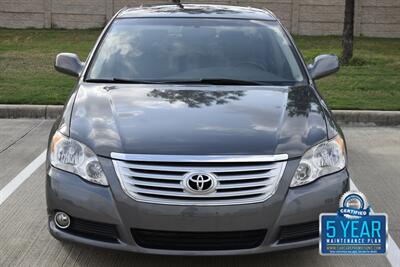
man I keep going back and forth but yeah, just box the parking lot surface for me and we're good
[0,119,398,266]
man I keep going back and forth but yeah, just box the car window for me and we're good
[86,18,306,85]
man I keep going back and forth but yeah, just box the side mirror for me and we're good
[55,53,84,77]
[308,54,339,80]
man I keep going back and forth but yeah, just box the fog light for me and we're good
[54,212,71,229]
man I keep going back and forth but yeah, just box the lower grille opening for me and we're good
[278,221,319,244]
[132,229,267,251]
[62,216,119,243]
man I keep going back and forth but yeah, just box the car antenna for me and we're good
[172,0,184,9]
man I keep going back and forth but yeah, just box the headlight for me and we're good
[50,131,108,186]
[290,135,346,187]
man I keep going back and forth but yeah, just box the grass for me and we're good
[295,36,400,110]
[0,29,400,110]
[0,29,100,105]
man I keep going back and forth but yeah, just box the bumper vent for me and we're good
[132,229,267,251]
[278,221,319,243]
[65,217,119,243]
[112,154,287,205]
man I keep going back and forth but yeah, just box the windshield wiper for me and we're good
[174,79,305,86]
[85,78,162,84]
[164,79,263,85]
[86,78,268,85]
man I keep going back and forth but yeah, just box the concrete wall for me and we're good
[0,0,399,37]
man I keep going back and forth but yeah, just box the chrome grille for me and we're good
[112,153,287,205]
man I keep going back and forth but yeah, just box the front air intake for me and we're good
[132,229,267,250]
[278,221,319,243]
[62,216,119,243]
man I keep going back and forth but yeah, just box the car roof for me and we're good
[117,4,277,21]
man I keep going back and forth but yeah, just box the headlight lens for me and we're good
[50,131,108,186]
[290,135,346,187]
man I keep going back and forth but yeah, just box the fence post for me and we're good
[106,0,114,21]
[43,0,52,28]
[354,0,362,37]
[291,0,300,35]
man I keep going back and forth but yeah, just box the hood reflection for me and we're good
[70,83,328,157]
[147,89,245,108]
[287,87,312,117]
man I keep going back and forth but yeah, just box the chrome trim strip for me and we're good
[110,153,288,162]
[116,161,281,173]
[128,186,270,198]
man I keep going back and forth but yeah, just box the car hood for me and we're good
[69,83,327,158]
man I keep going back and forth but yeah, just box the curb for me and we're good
[0,105,63,119]
[0,105,400,126]
[332,110,400,126]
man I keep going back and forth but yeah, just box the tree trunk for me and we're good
[342,0,355,65]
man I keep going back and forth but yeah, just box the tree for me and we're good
[342,0,355,65]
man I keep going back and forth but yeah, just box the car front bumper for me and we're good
[46,157,349,255]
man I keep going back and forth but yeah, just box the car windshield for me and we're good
[86,18,306,85]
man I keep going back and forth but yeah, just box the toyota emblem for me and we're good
[183,172,217,194]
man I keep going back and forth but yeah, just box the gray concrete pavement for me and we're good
[346,127,400,246]
[0,120,53,190]
[0,119,398,267]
